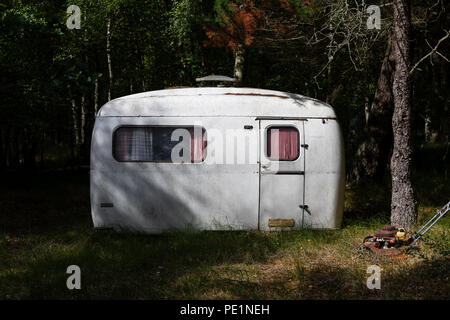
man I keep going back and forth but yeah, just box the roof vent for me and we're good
[195,75,237,87]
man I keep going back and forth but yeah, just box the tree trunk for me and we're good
[439,62,449,144]
[106,18,113,101]
[10,127,20,168]
[442,100,449,145]
[390,0,417,229]
[80,95,86,146]
[234,46,246,85]
[325,84,344,105]
[364,95,370,126]
[4,126,10,168]
[23,128,37,169]
[0,126,4,171]
[39,129,45,168]
[71,98,80,151]
[424,104,432,142]
[94,77,99,115]
[351,36,395,182]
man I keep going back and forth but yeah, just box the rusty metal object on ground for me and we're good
[374,229,398,238]
[360,240,408,258]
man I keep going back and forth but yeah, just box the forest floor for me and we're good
[0,152,449,299]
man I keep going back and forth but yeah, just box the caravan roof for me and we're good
[97,87,337,119]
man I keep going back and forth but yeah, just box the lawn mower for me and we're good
[359,200,450,257]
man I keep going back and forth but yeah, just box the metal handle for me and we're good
[410,200,449,246]
[299,205,311,215]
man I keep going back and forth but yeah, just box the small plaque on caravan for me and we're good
[268,219,295,228]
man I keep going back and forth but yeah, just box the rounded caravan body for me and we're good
[90,87,345,233]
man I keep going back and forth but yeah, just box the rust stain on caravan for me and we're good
[224,93,289,99]
[164,86,192,90]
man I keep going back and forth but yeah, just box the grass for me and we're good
[0,164,449,300]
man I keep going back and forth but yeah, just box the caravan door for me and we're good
[258,120,305,230]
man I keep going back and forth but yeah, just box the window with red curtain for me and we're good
[188,127,206,162]
[113,127,205,162]
[267,127,299,161]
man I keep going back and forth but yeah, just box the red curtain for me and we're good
[114,128,131,161]
[267,127,299,160]
[189,127,205,162]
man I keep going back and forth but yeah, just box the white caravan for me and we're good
[90,87,345,233]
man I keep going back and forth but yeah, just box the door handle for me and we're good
[299,205,311,215]
[262,165,269,169]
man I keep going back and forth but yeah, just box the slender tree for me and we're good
[106,18,113,101]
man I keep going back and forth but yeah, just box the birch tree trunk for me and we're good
[94,77,99,115]
[71,98,80,149]
[391,0,417,229]
[424,105,432,142]
[80,95,86,145]
[234,46,246,85]
[106,18,113,101]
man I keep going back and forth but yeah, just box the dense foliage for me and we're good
[0,0,448,178]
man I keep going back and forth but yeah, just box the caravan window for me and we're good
[113,126,205,162]
[266,127,299,161]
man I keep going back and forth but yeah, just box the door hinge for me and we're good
[301,144,309,149]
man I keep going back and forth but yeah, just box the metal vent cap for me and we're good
[195,75,237,87]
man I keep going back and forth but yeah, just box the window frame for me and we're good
[264,125,300,162]
[112,125,207,163]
